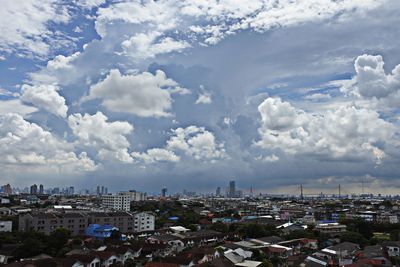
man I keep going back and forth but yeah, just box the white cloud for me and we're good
[20,84,68,117]
[304,93,332,101]
[195,92,212,104]
[94,0,383,56]
[195,86,212,104]
[257,97,307,131]
[75,0,106,9]
[0,88,13,96]
[131,126,226,163]
[86,69,188,117]
[0,99,38,117]
[0,113,97,171]
[68,112,134,163]
[95,0,179,37]
[257,97,396,163]
[341,54,400,108]
[256,154,280,162]
[131,148,180,163]
[0,0,71,58]
[166,126,226,161]
[122,31,190,60]
[244,0,382,32]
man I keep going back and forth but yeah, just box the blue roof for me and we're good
[85,224,120,239]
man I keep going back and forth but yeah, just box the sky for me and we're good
[1,0,400,195]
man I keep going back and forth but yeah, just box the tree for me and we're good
[210,222,228,233]
[241,224,266,238]
[14,238,46,259]
[390,229,400,241]
[341,231,369,247]
[110,229,122,240]
[46,228,72,256]
[262,259,273,267]
[125,258,136,267]
[284,230,315,240]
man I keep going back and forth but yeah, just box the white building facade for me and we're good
[0,221,12,232]
[133,212,155,232]
[101,194,131,211]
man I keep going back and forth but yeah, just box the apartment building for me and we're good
[18,211,155,235]
[18,212,88,235]
[101,194,131,211]
[133,212,155,232]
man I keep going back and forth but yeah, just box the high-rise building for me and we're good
[123,190,147,201]
[101,186,105,195]
[2,184,12,195]
[69,186,74,195]
[96,186,100,195]
[216,187,221,196]
[161,187,167,197]
[30,184,38,195]
[39,184,44,194]
[52,187,60,195]
[229,180,235,198]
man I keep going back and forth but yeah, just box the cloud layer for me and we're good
[0,0,400,193]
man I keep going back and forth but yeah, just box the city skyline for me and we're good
[1,1,400,194]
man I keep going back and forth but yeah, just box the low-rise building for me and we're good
[18,211,155,235]
[18,212,88,235]
[315,222,346,235]
[0,221,12,232]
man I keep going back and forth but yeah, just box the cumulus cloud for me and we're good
[166,126,226,161]
[121,31,190,60]
[68,112,134,163]
[131,148,180,164]
[257,98,307,131]
[0,0,71,58]
[341,54,400,108]
[29,52,81,85]
[195,92,212,104]
[195,86,212,104]
[257,97,396,163]
[0,113,97,171]
[86,69,188,117]
[132,126,226,163]
[20,84,68,117]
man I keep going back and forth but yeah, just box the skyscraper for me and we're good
[229,180,235,198]
[30,184,38,195]
[161,187,167,197]
[216,187,221,196]
[39,184,44,194]
[2,184,12,194]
